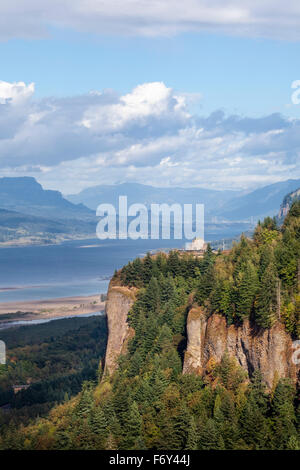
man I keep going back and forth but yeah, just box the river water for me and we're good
[0,238,180,302]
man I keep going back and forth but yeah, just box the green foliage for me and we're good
[256,263,278,328]
[0,316,107,415]
[235,260,258,321]
[1,206,300,450]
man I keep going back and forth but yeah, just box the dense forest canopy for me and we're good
[0,201,299,450]
[119,200,300,335]
[0,316,107,431]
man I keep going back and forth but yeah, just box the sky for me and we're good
[0,0,300,194]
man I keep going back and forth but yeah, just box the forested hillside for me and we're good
[0,316,107,433]
[0,202,299,450]
[120,200,300,334]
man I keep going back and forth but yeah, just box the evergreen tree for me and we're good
[239,398,268,449]
[167,251,181,277]
[235,260,258,320]
[256,263,278,328]
[121,401,142,449]
[248,369,268,413]
[211,279,234,323]
[185,417,198,450]
[142,253,154,284]
[161,275,176,303]
[75,382,94,419]
[198,419,225,450]
[270,379,298,449]
[89,406,108,448]
[195,264,214,304]
[141,277,161,313]
[128,350,143,377]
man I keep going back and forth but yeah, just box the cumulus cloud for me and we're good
[0,79,299,192]
[1,1,300,41]
[80,82,189,132]
[0,81,35,105]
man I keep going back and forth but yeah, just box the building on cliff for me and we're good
[185,237,207,252]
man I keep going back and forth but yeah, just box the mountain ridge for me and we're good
[66,179,300,222]
[0,177,96,244]
[0,177,93,221]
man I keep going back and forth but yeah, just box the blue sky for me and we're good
[0,1,300,193]
[1,30,300,118]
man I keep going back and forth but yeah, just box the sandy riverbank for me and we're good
[0,234,95,248]
[0,295,105,321]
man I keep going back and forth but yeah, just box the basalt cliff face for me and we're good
[104,283,299,388]
[104,284,136,376]
[183,307,299,389]
[278,187,300,220]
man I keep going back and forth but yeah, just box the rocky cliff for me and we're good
[278,187,300,220]
[104,282,299,388]
[104,284,136,376]
[183,307,299,389]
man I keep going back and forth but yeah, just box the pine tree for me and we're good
[153,324,173,354]
[128,351,143,377]
[256,263,278,328]
[235,260,258,320]
[211,279,234,323]
[172,404,191,449]
[185,417,198,450]
[239,399,268,449]
[89,406,108,449]
[75,382,94,419]
[195,264,214,304]
[142,253,154,284]
[121,401,142,450]
[167,251,181,277]
[201,244,215,273]
[248,369,268,413]
[151,368,169,402]
[141,277,161,312]
[271,379,298,450]
[198,419,225,450]
[161,275,176,303]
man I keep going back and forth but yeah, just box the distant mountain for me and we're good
[2,177,299,246]
[66,179,300,222]
[215,179,300,221]
[0,177,93,221]
[0,178,97,245]
[66,182,240,213]
[0,206,96,245]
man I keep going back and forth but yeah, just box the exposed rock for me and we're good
[182,307,206,375]
[104,281,299,389]
[183,309,299,389]
[278,187,300,221]
[104,284,136,376]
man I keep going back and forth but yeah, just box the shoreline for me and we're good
[0,294,106,322]
[0,233,96,249]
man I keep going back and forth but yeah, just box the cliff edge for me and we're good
[104,284,136,376]
[183,307,299,389]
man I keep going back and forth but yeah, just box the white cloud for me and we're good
[1,1,300,40]
[0,81,35,105]
[80,82,189,131]
[0,79,299,192]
